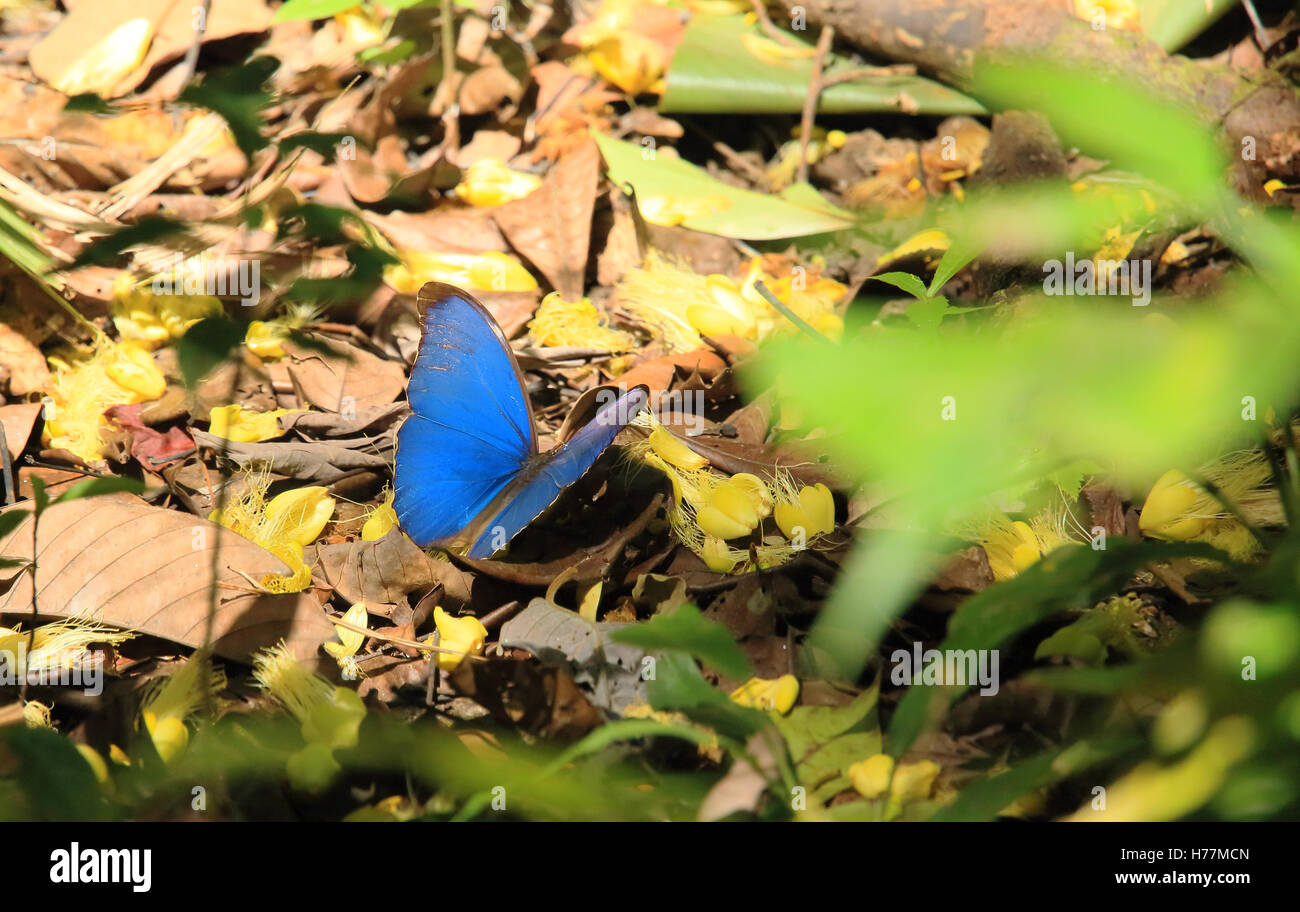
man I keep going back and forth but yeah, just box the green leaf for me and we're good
[176,317,248,389]
[29,476,48,515]
[272,0,357,22]
[0,508,31,539]
[611,603,753,679]
[886,540,1225,757]
[53,476,147,505]
[871,271,929,301]
[2,728,112,821]
[592,131,854,240]
[660,14,983,116]
[928,241,980,297]
[1139,0,1239,51]
[180,57,279,159]
[773,683,881,802]
[646,652,768,740]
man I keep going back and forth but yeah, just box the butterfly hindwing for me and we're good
[394,284,536,546]
[466,385,649,557]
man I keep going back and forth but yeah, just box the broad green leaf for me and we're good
[871,271,929,301]
[646,652,768,740]
[1139,0,1239,51]
[610,603,752,679]
[592,131,854,240]
[886,541,1225,757]
[1,728,112,821]
[0,508,30,539]
[660,14,983,116]
[272,0,357,22]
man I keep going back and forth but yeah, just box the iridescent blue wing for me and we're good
[394,283,537,547]
[464,385,649,558]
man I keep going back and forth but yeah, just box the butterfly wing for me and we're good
[394,283,537,547]
[464,385,649,557]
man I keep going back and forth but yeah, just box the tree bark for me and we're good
[776,0,1300,191]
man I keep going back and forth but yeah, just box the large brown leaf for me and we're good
[0,494,332,661]
[493,140,600,301]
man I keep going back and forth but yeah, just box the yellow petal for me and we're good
[700,535,738,573]
[144,713,190,765]
[710,480,760,530]
[648,425,707,470]
[877,229,951,267]
[75,743,112,784]
[105,345,165,400]
[729,674,799,713]
[208,404,302,443]
[1138,469,1208,541]
[848,754,894,799]
[245,321,287,359]
[696,504,753,540]
[361,499,398,541]
[264,486,335,548]
[729,473,773,520]
[431,606,488,671]
[326,602,369,660]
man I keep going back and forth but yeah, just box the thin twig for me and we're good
[749,0,799,47]
[821,63,917,88]
[178,0,213,89]
[0,424,13,506]
[796,26,834,185]
[1240,0,1270,52]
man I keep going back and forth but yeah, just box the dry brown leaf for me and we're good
[312,527,473,608]
[280,334,407,413]
[0,403,43,460]
[493,140,600,302]
[0,493,332,661]
[29,0,273,99]
[0,323,52,396]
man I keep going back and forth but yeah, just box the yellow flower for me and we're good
[26,619,135,673]
[111,282,223,350]
[253,643,365,751]
[44,339,168,461]
[211,473,335,593]
[384,250,538,294]
[527,293,634,351]
[696,477,762,540]
[729,675,799,713]
[245,320,288,359]
[1138,469,1209,541]
[361,490,398,541]
[848,753,941,817]
[773,483,835,541]
[848,753,894,799]
[700,535,739,573]
[453,158,542,207]
[429,606,488,671]
[324,602,369,678]
[981,518,1041,582]
[207,404,303,443]
[647,425,707,471]
[139,650,225,764]
[23,700,52,728]
[729,473,773,520]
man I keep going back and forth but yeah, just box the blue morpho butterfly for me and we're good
[394,282,650,558]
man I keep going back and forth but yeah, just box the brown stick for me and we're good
[797,25,835,186]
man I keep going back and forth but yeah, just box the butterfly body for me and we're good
[394,283,647,558]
